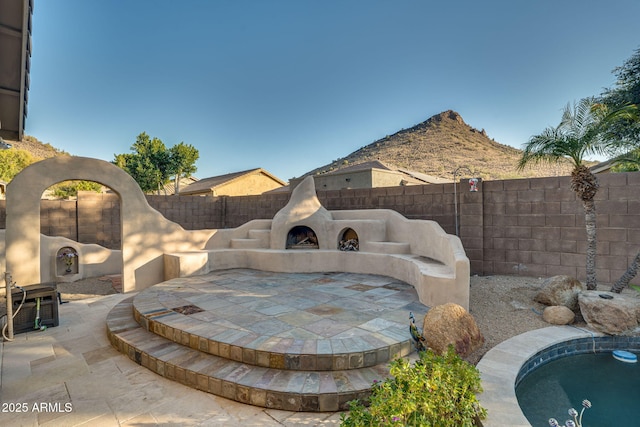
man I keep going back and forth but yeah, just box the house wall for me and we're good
[1,172,639,284]
[290,169,409,191]
[292,169,373,191]
[371,169,411,188]
[214,172,284,196]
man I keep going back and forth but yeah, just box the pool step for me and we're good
[107,297,392,412]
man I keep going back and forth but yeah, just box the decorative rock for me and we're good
[578,291,640,335]
[542,305,575,325]
[534,275,584,311]
[421,303,484,357]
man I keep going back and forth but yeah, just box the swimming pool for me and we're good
[476,327,640,426]
[516,352,640,426]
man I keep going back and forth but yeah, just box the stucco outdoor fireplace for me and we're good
[165,175,470,310]
[286,225,319,249]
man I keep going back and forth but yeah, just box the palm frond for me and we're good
[517,127,579,170]
[519,98,638,173]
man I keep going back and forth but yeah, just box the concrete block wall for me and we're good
[40,199,78,241]
[313,184,458,234]
[459,184,484,274]
[146,194,222,230]
[77,193,120,248]
[223,192,290,228]
[1,172,639,284]
[478,173,640,283]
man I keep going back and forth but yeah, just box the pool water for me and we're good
[516,353,640,426]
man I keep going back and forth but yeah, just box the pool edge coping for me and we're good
[476,326,600,427]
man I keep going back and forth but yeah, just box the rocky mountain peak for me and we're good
[301,110,573,180]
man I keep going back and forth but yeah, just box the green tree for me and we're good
[50,180,103,198]
[114,152,158,193]
[600,46,640,143]
[517,98,635,290]
[169,142,199,194]
[0,149,36,181]
[114,132,172,194]
[597,47,640,291]
[114,133,199,194]
[610,148,640,172]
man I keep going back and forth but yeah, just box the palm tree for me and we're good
[517,98,636,290]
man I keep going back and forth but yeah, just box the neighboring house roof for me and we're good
[179,168,286,195]
[156,176,198,195]
[263,185,291,194]
[0,0,32,140]
[589,155,635,174]
[396,168,452,184]
[321,160,393,174]
[590,159,614,174]
[318,160,452,184]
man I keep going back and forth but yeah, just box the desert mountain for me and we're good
[303,110,573,181]
[2,135,66,160]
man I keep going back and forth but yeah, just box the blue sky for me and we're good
[26,1,640,182]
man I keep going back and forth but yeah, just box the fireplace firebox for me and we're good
[338,228,359,251]
[286,226,319,249]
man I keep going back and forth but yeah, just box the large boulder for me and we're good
[534,275,584,311]
[578,291,640,335]
[422,303,484,357]
[542,305,575,325]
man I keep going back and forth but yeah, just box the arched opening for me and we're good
[56,246,79,276]
[7,157,134,291]
[41,180,123,293]
[338,228,359,251]
[286,225,319,249]
[7,156,214,294]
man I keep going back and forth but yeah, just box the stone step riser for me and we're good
[107,297,395,412]
[132,305,412,371]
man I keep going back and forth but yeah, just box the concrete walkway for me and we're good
[0,293,343,426]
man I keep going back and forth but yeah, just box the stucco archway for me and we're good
[6,156,213,291]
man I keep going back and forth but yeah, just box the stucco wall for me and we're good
[1,172,639,285]
[312,169,372,191]
[371,169,410,188]
[290,168,408,191]
[4,157,215,291]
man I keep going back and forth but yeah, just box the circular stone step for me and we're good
[131,269,426,370]
[107,296,412,412]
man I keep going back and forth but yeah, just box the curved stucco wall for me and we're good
[5,156,214,291]
[40,235,122,282]
[164,248,470,309]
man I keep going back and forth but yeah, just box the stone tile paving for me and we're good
[105,269,432,412]
[0,293,343,426]
[133,269,428,371]
[0,272,425,427]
